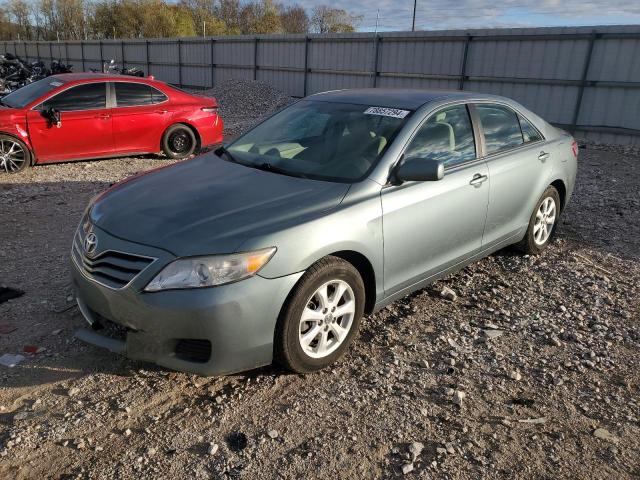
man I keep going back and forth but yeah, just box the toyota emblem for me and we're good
[84,232,98,256]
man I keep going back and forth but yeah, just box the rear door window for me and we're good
[40,82,107,111]
[114,82,167,107]
[476,104,524,154]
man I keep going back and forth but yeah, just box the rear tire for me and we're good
[516,186,560,254]
[0,134,31,174]
[161,124,197,159]
[274,256,365,374]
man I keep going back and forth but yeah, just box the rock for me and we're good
[124,428,132,437]
[440,287,457,301]
[0,353,25,368]
[593,428,618,443]
[215,396,224,404]
[483,329,504,340]
[549,336,562,347]
[146,447,156,456]
[454,390,466,406]
[401,463,414,475]
[267,429,279,439]
[408,442,424,460]
[509,371,522,381]
[207,443,219,455]
[67,387,80,397]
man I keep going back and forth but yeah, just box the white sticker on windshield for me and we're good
[49,81,63,87]
[364,107,410,118]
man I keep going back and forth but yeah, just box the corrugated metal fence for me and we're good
[2,25,639,145]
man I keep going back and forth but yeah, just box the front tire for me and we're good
[516,186,561,254]
[0,135,31,174]
[275,256,365,373]
[161,124,197,159]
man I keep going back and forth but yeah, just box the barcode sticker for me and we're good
[364,107,410,118]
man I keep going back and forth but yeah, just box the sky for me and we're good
[285,0,640,32]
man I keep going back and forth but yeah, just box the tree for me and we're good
[239,0,282,35]
[6,0,33,40]
[310,5,360,34]
[279,4,308,34]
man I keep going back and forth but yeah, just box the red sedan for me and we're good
[0,73,223,173]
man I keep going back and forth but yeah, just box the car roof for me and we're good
[307,88,494,110]
[51,73,153,83]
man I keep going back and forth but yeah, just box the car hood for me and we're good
[90,153,350,256]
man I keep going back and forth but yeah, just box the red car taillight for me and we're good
[571,139,579,159]
[201,107,217,113]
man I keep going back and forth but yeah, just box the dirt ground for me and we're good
[0,141,638,479]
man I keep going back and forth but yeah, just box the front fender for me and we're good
[244,180,385,301]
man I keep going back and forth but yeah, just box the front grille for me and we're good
[72,230,155,289]
[175,339,212,363]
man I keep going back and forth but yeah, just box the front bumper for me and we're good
[71,225,302,376]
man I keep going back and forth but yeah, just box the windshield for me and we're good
[226,100,411,182]
[2,77,67,109]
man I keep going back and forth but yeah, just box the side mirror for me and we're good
[393,156,445,184]
[45,107,61,128]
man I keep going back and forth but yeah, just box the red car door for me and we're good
[26,82,114,162]
[111,81,170,154]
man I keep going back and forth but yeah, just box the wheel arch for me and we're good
[326,250,377,315]
[550,178,567,212]
[0,131,34,166]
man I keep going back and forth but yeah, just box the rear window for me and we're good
[476,104,524,154]
[114,82,167,107]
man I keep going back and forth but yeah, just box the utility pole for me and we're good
[412,0,417,31]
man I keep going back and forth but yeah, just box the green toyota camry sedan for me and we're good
[72,88,577,376]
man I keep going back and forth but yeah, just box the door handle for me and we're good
[469,173,488,187]
[96,114,111,120]
[538,151,550,162]
[155,109,168,114]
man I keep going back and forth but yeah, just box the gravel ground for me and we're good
[0,83,639,479]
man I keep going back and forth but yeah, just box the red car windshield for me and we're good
[2,77,68,109]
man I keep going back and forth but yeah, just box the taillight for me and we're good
[201,107,217,113]
[571,139,578,159]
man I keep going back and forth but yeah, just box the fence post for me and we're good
[372,34,381,88]
[80,41,85,72]
[571,30,597,135]
[459,34,472,90]
[177,39,182,87]
[64,42,69,64]
[303,35,310,96]
[121,40,125,67]
[253,37,259,81]
[145,40,150,76]
[36,42,40,62]
[49,42,52,61]
[99,40,103,72]
[210,38,215,88]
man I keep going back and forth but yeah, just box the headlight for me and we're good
[144,247,276,291]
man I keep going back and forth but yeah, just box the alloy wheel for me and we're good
[0,138,27,173]
[298,279,356,359]
[533,196,556,245]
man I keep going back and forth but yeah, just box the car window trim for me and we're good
[390,101,481,177]
[472,101,547,160]
[111,81,169,108]
[31,81,109,112]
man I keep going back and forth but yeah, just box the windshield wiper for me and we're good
[216,145,239,164]
[254,162,308,179]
